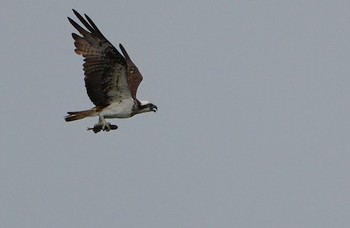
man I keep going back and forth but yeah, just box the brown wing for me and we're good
[68,9,132,107]
[119,44,143,100]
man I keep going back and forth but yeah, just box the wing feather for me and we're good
[119,44,143,99]
[68,9,131,106]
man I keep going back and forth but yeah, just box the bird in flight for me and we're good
[65,9,157,133]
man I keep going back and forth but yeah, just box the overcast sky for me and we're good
[1,0,350,227]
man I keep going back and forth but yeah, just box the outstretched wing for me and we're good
[68,9,132,106]
[119,44,143,100]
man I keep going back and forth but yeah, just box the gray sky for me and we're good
[1,0,350,227]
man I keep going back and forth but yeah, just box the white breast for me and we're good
[100,98,134,119]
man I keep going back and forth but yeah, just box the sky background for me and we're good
[1,0,350,227]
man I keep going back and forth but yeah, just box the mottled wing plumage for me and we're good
[119,44,143,100]
[68,9,131,106]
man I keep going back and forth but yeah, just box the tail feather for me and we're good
[65,109,96,122]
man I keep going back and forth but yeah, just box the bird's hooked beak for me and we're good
[152,105,158,112]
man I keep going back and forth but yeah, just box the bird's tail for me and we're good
[65,109,97,122]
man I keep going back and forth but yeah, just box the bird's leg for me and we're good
[98,115,111,131]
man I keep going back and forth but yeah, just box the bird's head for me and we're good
[139,101,158,113]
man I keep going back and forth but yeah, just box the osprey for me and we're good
[65,9,157,133]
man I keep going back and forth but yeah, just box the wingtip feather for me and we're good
[72,9,80,17]
[119,43,131,60]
